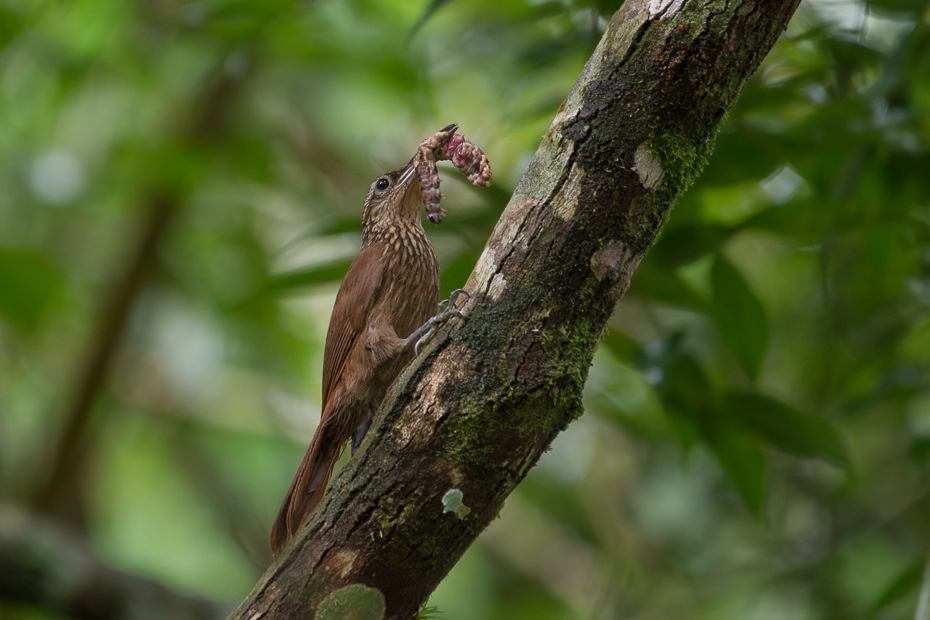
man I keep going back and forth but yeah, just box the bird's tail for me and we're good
[270,417,342,556]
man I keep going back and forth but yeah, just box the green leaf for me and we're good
[699,130,781,186]
[600,328,641,362]
[741,198,909,242]
[706,424,767,514]
[867,561,924,619]
[407,0,455,44]
[711,256,769,379]
[658,355,768,512]
[627,262,708,311]
[661,355,713,414]
[0,249,63,332]
[650,224,734,269]
[722,392,849,468]
[658,355,713,448]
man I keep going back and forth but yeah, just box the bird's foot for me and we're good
[405,289,470,355]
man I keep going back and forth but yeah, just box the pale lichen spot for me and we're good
[488,273,507,301]
[549,98,580,136]
[649,0,685,17]
[553,173,583,219]
[590,239,630,282]
[442,489,471,520]
[316,584,385,620]
[471,247,497,289]
[496,213,523,247]
[633,143,664,189]
[334,549,359,579]
[624,252,645,282]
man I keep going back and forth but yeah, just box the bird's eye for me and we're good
[376,178,390,191]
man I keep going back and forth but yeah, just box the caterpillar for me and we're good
[414,124,492,224]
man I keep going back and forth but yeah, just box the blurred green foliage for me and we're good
[0,0,929,619]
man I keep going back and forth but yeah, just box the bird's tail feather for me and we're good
[270,417,342,556]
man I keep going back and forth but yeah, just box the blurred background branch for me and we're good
[34,67,245,527]
[0,504,221,620]
[34,191,175,526]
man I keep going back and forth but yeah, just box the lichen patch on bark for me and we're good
[334,550,360,579]
[441,489,471,520]
[590,240,631,282]
[468,246,498,297]
[649,0,686,17]
[316,584,385,620]
[487,273,508,301]
[553,171,584,220]
[633,144,664,189]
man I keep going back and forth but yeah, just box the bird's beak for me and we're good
[439,123,459,136]
[398,123,458,188]
[398,160,417,187]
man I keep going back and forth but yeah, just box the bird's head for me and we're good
[360,159,422,237]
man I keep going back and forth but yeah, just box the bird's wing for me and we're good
[270,245,386,555]
[321,244,384,407]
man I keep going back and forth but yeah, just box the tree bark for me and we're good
[232,1,802,618]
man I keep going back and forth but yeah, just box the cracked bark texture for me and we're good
[232,1,802,618]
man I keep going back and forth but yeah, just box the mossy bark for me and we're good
[231,1,802,618]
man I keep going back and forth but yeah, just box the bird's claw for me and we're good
[407,289,470,355]
[437,288,469,314]
[413,326,436,356]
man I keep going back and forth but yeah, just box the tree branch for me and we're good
[233,1,802,618]
[0,505,223,620]
[35,193,175,524]
[34,69,243,524]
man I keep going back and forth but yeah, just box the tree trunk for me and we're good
[232,1,802,618]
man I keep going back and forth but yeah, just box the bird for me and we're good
[270,156,464,556]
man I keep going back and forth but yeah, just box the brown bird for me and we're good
[270,156,463,555]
